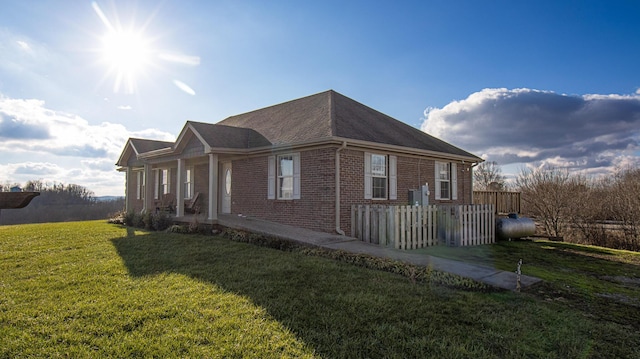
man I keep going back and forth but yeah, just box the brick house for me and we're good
[116,90,482,234]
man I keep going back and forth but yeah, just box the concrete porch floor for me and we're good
[217,214,542,291]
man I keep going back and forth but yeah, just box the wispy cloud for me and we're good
[158,52,201,66]
[0,94,175,195]
[422,88,640,176]
[173,80,196,96]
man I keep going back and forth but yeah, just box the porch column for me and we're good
[125,167,133,212]
[143,164,154,212]
[176,159,184,217]
[208,154,218,221]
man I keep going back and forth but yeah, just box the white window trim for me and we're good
[435,161,457,201]
[162,168,170,195]
[136,171,145,200]
[154,169,160,200]
[268,153,300,200]
[364,153,397,200]
[184,166,194,199]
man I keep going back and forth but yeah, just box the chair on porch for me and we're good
[184,192,201,214]
[156,193,175,214]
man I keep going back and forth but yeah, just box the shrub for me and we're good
[151,212,173,231]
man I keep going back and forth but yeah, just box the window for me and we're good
[278,155,294,199]
[371,154,387,199]
[184,167,193,199]
[154,168,171,199]
[136,171,145,200]
[268,154,300,200]
[435,161,457,200]
[364,153,397,200]
[161,169,170,195]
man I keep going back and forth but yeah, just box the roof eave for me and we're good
[137,146,174,159]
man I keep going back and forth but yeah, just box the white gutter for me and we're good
[335,141,348,235]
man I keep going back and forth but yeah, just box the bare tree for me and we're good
[473,161,506,191]
[515,166,585,237]
[607,168,640,250]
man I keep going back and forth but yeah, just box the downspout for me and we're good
[471,161,480,203]
[335,141,347,235]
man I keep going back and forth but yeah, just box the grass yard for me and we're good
[1,221,639,358]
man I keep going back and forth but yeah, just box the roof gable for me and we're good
[189,121,271,149]
[116,138,173,166]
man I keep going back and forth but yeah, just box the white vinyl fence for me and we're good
[351,204,495,249]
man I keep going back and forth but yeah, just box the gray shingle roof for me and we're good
[130,138,173,154]
[215,90,479,159]
[126,90,480,161]
[188,122,271,149]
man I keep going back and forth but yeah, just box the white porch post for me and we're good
[125,167,133,212]
[144,164,154,212]
[176,159,184,217]
[208,154,218,221]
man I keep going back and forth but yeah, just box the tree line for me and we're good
[0,180,124,225]
[475,161,640,251]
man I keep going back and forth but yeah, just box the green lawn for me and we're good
[1,221,639,358]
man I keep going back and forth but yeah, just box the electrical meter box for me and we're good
[408,183,430,206]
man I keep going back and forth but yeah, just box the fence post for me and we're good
[394,206,400,249]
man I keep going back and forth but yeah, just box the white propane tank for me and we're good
[496,213,536,240]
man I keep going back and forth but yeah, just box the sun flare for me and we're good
[100,30,151,93]
[92,1,154,94]
[102,30,150,73]
[92,1,200,96]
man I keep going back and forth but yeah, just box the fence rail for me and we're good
[351,204,495,249]
[473,191,521,214]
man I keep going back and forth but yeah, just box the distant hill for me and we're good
[96,196,124,202]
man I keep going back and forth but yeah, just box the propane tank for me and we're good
[496,213,536,240]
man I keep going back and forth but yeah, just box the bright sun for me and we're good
[93,2,153,94]
[91,1,200,96]
[100,30,151,93]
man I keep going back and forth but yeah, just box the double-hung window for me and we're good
[435,161,457,200]
[268,153,300,200]
[371,154,387,199]
[278,155,294,199]
[136,171,145,200]
[183,167,193,199]
[161,169,170,195]
[154,169,171,199]
[364,153,397,200]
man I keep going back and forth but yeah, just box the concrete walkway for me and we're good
[218,214,542,291]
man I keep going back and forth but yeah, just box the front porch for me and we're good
[125,153,233,223]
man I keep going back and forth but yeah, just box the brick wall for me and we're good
[124,146,474,234]
[231,146,473,235]
[231,148,336,232]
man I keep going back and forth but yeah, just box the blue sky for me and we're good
[1,0,639,195]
